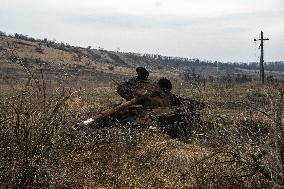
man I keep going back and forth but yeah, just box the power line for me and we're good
[254,31,269,84]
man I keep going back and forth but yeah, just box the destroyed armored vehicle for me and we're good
[78,67,209,142]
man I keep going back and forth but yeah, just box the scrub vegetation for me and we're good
[0,34,283,188]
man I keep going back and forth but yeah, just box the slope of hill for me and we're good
[1,33,283,188]
[1,33,284,86]
[0,35,181,87]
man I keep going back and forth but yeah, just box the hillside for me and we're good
[1,33,284,188]
[1,33,284,87]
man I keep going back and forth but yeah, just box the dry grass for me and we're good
[1,67,283,188]
[0,36,139,78]
[0,41,284,188]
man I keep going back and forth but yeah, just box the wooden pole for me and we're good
[255,31,269,84]
[260,31,265,84]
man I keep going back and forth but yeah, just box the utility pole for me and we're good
[254,31,269,84]
[217,62,219,74]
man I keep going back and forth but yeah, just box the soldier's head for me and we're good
[158,78,172,92]
[136,67,149,80]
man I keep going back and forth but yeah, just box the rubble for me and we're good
[77,67,210,142]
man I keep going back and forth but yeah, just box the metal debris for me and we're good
[77,67,210,142]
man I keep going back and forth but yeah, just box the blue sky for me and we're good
[0,0,283,62]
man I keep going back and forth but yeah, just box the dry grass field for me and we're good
[0,36,284,188]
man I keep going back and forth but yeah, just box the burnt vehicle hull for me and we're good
[77,68,212,142]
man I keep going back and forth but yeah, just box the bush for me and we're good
[0,65,79,188]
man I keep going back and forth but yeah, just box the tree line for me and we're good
[1,31,283,72]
